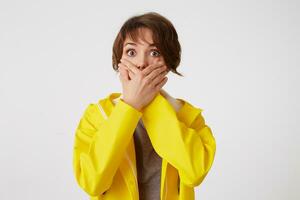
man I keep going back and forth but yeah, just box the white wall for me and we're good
[0,0,299,199]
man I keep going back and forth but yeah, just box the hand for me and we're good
[118,58,169,111]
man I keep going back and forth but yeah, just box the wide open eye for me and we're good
[126,49,136,57]
[125,48,161,57]
[150,50,161,57]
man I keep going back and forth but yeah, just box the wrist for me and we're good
[121,98,142,112]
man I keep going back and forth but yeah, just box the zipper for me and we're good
[96,102,108,120]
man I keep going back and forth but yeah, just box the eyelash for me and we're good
[125,49,161,57]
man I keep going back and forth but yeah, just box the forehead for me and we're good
[123,28,156,47]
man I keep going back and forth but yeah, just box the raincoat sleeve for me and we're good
[141,93,216,187]
[72,99,143,196]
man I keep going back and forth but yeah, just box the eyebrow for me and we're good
[124,42,157,47]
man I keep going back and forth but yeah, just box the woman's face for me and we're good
[121,28,165,71]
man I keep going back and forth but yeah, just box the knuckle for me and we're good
[155,68,161,73]
[140,72,146,78]
[143,70,149,75]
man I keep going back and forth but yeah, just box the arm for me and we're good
[72,99,142,196]
[141,93,216,187]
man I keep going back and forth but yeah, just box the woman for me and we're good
[72,12,216,200]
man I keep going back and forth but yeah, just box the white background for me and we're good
[0,0,299,199]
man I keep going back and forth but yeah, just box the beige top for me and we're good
[113,89,183,200]
[134,118,162,200]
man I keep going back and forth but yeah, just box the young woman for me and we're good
[72,12,216,200]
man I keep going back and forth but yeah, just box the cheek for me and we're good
[147,58,164,68]
[151,56,164,63]
[157,56,165,64]
[121,50,128,58]
[121,52,133,60]
[120,54,130,63]
[121,53,126,59]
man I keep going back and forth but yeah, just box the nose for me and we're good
[136,55,148,70]
[137,65,146,70]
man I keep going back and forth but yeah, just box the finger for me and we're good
[118,62,132,73]
[118,65,129,82]
[151,70,168,86]
[118,63,134,80]
[145,66,166,82]
[142,61,165,76]
[120,58,140,74]
[155,76,168,90]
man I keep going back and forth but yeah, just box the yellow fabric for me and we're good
[72,92,217,200]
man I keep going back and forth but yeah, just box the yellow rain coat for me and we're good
[72,91,216,200]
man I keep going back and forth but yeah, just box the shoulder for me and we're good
[176,97,203,112]
[160,89,203,113]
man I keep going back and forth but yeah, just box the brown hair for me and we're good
[112,12,184,77]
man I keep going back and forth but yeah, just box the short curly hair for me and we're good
[112,12,183,77]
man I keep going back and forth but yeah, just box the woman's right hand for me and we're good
[117,58,169,111]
